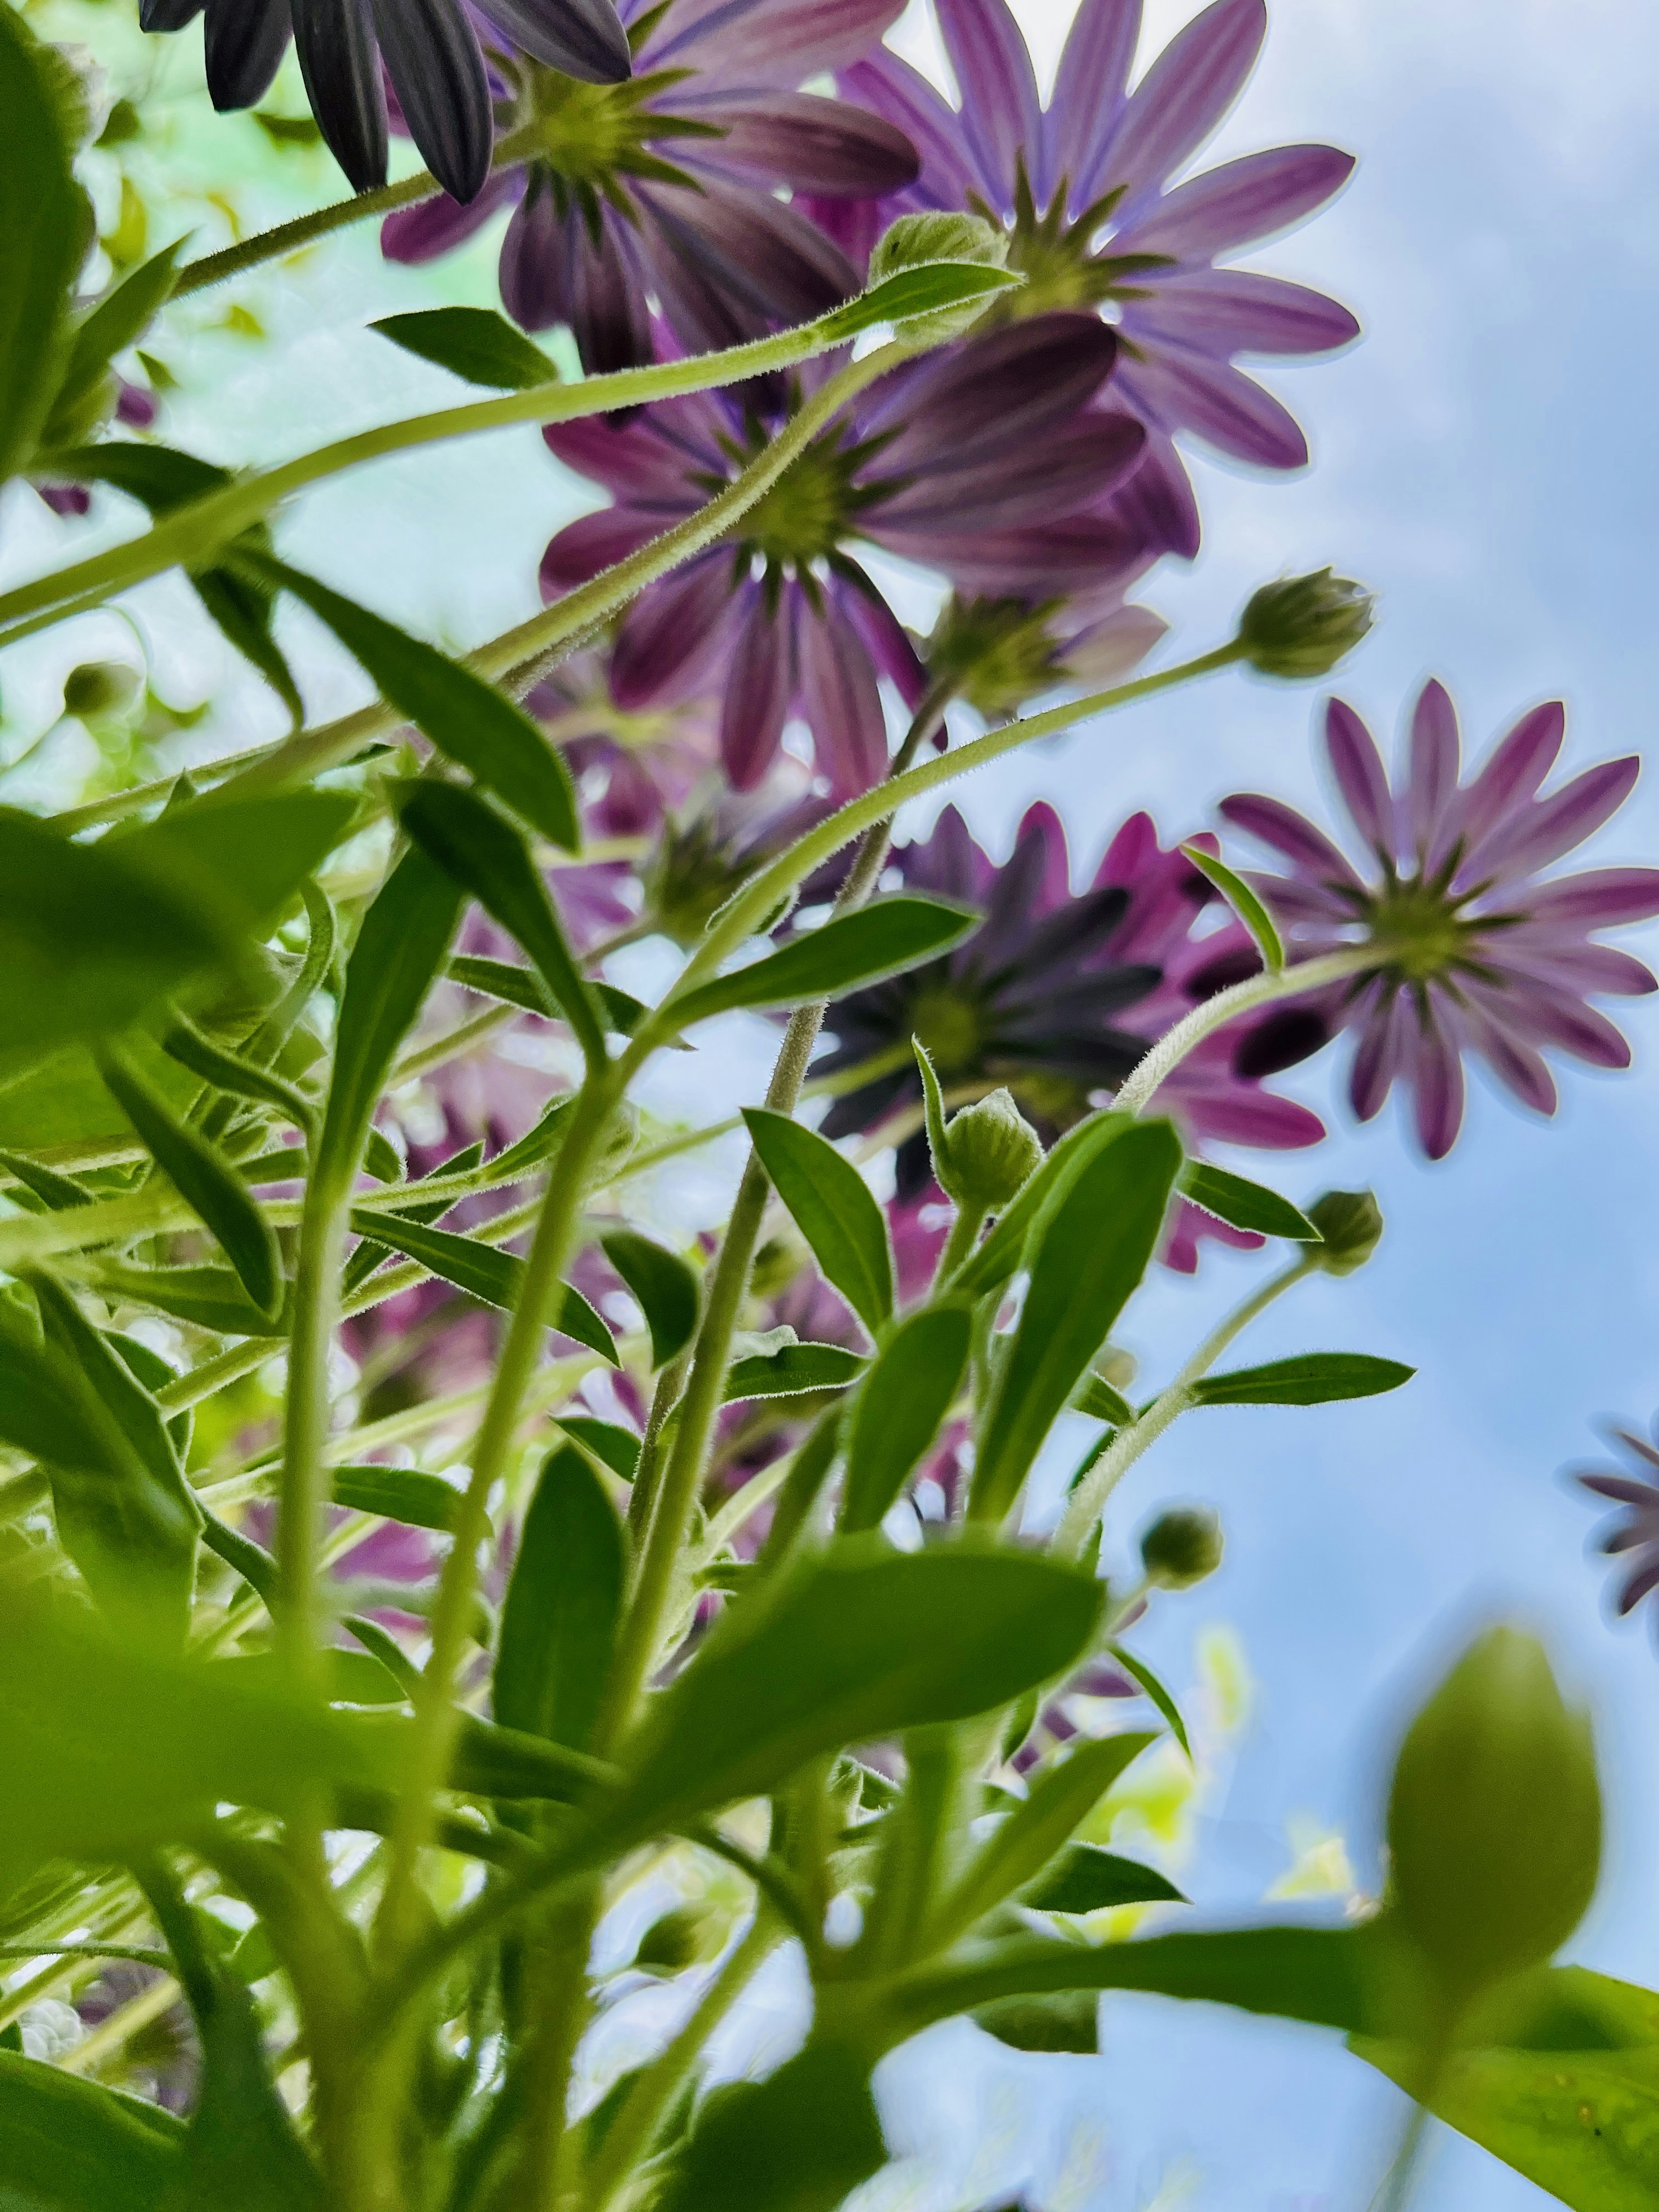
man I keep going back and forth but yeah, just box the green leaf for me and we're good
[397,783,597,1054]
[313,846,463,1198]
[600,1230,699,1368]
[950,1109,1134,1299]
[1179,843,1283,972]
[330,1464,463,1532]
[44,242,181,448]
[114,788,355,946]
[445,1712,608,1801]
[0,1148,93,1211]
[1106,1643,1192,1760]
[82,1262,288,1337]
[1025,1843,1186,1914]
[599,1539,1102,1841]
[668,898,977,1029]
[343,1209,620,1364]
[98,1042,284,1317]
[0,2053,184,2211]
[449,952,559,1018]
[480,1092,576,1183]
[0,6,83,487]
[1179,1162,1318,1243]
[497,1444,624,1754]
[742,1109,893,1338]
[658,2042,885,2212]
[1072,1372,1135,1426]
[262,561,580,849]
[557,1415,641,1481]
[160,1016,315,1135]
[342,1139,483,1296]
[822,259,1023,340]
[724,1339,864,1401]
[372,306,559,390]
[973,1991,1100,2054]
[971,1120,1182,1521]
[1189,1353,1416,1408]
[935,1732,1157,1938]
[841,1304,970,1532]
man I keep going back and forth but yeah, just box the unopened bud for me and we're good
[62,661,141,721]
[923,594,1065,721]
[632,1904,722,1976]
[1304,1189,1383,1275]
[868,213,1011,342]
[1238,569,1373,680]
[939,1088,1043,1210]
[1139,1504,1224,1590]
[1386,1628,1600,2007]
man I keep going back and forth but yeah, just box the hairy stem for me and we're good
[1112,947,1373,1118]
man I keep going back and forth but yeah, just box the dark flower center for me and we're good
[972,163,1172,326]
[705,416,897,583]
[907,981,985,1074]
[514,61,720,228]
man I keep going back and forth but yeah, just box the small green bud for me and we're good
[1386,1627,1601,2009]
[632,1904,722,1976]
[868,213,1011,343]
[1237,569,1374,680]
[922,594,1065,721]
[1139,1504,1224,1590]
[939,1088,1043,1211]
[1304,1188,1383,1275]
[61,662,141,721]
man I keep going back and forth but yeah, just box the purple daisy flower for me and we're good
[381,0,917,368]
[1574,1417,1659,1624]
[819,0,1358,557]
[1219,682,1659,1159]
[814,802,1324,1246]
[539,313,1152,794]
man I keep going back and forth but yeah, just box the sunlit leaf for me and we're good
[600,1229,699,1369]
[1189,1354,1415,1408]
[743,1109,892,1338]
[841,1304,970,1533]
[0,6,83,486]
[372,305,559,390]
[1179,1163,1319,1243]
[1180,844,1284,973]
[668,899,977,1029]
[344,1209,620,1364]
[497,1444,624,1754]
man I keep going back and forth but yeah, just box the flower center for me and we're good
[515,63,720,221]
[1364,876,1485,983]
[973,164,1172,325]
[908,982,985,1075]
[710,417,896,581]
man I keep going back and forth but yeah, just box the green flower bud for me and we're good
[1237,569,1374,680]
[1386,1627,1601,2009]
[1139,1504,1224,1590]
[868,213,1011,342]
[939,1088,1043,1211]
[632,1904,723,1976]
[922,594,1066,721]
[1304,1188,1384,1275]
[61,662,141,721]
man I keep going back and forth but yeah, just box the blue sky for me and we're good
[3,0,1658,2199]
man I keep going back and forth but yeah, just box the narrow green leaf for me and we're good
[372,305,559,390]
[936,1732,1157,1937]
[841,1304,970,1532]
[724,1340,864,1401]
[98,1042,283,1318]
[482,1093,576,1184]
[0,2054,184,2212]
[82,1263,288,1337]
[397,782,599,1055]
[557,1415,641,1482]
[951,1109,1133,1300]
[263,561,580,849]
[1106,1643,1192,1760]
[160,1016,315,1135]
[497,1444,625,1754]
[329,1464,463,1532]
[822,259,1023,340]
[1025,1843,1186,1914]
[913,1037,951,1183]
[448,955,652,1043]
[314,845,463,1198]
[113,788,356,945]
[971,1120,1182,1521]
[0,6,82,486]
[1189,1353,1416,1408]
[1179,1162,1319,1242]
[345,1209,620,1363]
[973,1990,1099,2054]
[1072,1373,1135,1426]
[668,898,978,1029]
[600,1229,699,1368]
[45,242,182,446]
[601,1539,1103,1841]
[743,1109,893,1336]
[445,1711,610,1800]
[658,2042,885,2212]
[0,1148,93,1211]
[343,1139,482,1296]
[191,566,305,723]
[1180,843,1284,971]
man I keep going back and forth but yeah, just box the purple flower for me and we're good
[141,0,628,204]
[381,0,916,368]
[540,314,1152,794]
[1220,682,1659,1159]
[1574,1417,1659,1623]
[820,0,1358,557]
[814,802,1323,1241]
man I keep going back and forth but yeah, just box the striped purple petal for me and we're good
[648,0,906,86]
[369,0,491,205]
[1110,345,1309,468]
[1123,269,1359,357]
[710,93,918,196]
[1522,868,1659,928]
[204,0,292,110]
[836,567,928,705]
[639,177,857,349]
[1406,678,1460,869]
[1347,979,1409,1123]
[1080,0,1266,210]
[539,507,664,596]
[475,0,629,79]
[1471,756,1640,886]
[933,0,1042,205]
[1579,1471,1659,1506]
[1323,696,1394,862]
[1219,793,1366,891]
[1450,700,1564,857]
[1465,976,1633,1070]
[798,588,890,797]
[1408,1001,1466,1160]
[836,50,985,210]
[721,585,795,789]
[1049,0,1139,211]
[611,552,742,707]
[1458,997,1557,1116]
[871,314,1119,466]
[1617,1554,1659,1615]
[1115,143,1355,263]
[382,171,521,263]
[1497,939,1657,998]
[872,415,1144,540]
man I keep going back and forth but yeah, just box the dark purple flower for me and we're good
[1574,1417,1659,1623]
[540,314,1152,794]
[820,0,1358,557]
[1220,683,1659,1159]
[141,0,628,203]
[814,802,1323,1246]
[382,0,915,367]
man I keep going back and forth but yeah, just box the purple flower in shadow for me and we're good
[1220,682,1659,1158]
[540,314,1150,794]
[814,802,1323,1258]
[818,0,1357,557]
[381,0,916,366]
[1574,1417,1659,1625]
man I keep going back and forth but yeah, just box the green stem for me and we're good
[934,1199,988,1285]
[280,1166,351,1681]
[1052,1253,1317,1560]
[1112,947,1373,1119]
[0,315,914,644]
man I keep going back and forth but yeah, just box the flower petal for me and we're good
[934,0,1042,204]
[837,49,984,210]
[1122,268,1359,356]
[1474,756,1641,885]
[651,0,906,84]
[1118,144,1354,264]
[292,0,388,192]
[475,0,629,79]
[563,210,655,371]
[1082,0,1265,210]
[640,177,857,350]
[721,586,795,789]
[1050,0,1139,210]
[1459,997,1557,1116]
[1324,696,1394,862]
[1408,1002,1466,1158]
[1521,867,1659,929]
[709,93,918,197]
[1346,978,1407,1122]
[835,564,927,705]
[798,586,890,797]
[1452,700,1564,858]
[872,415,1145,537]
[1218,792,1367,891]
[1407,677,1460,868]
[873,314,1119,468]
[204,0,292,111]
[539,506,663,595]
[1465,975,1633,1070]
[612,553,742,706]
[1111,345,1309,468]
[369,0,491,204]
[382,171,519,263]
